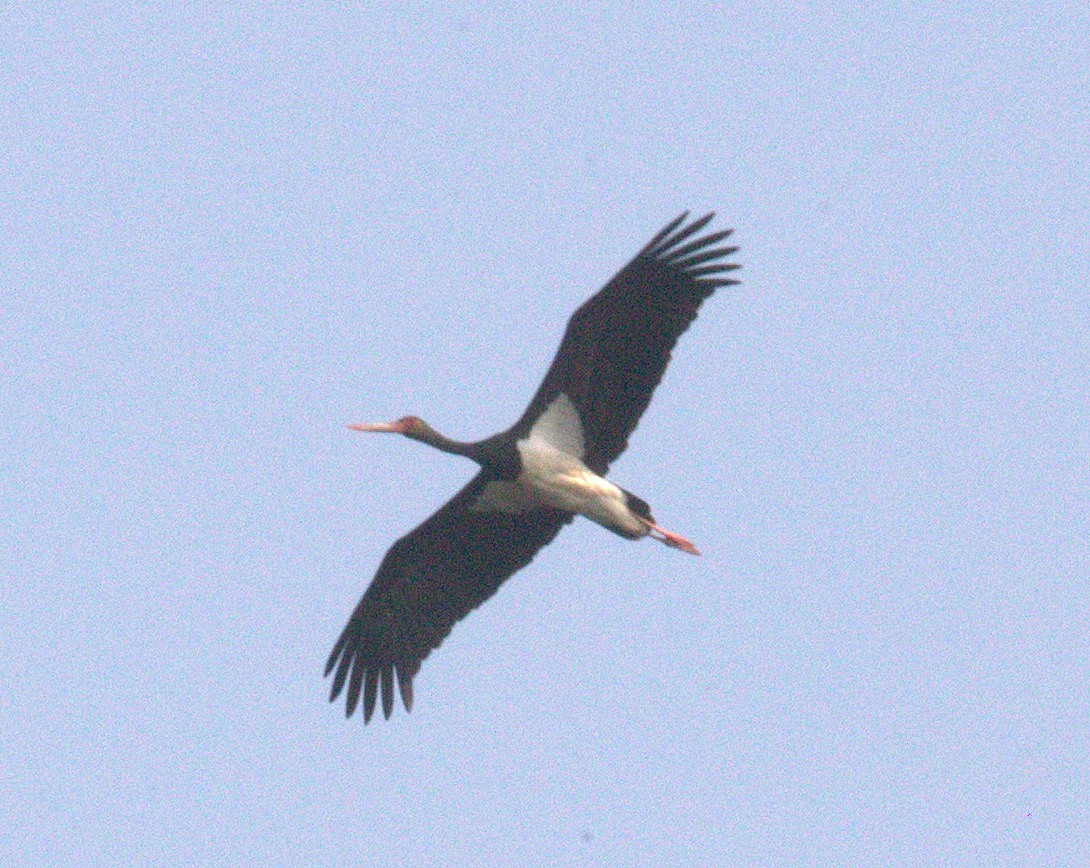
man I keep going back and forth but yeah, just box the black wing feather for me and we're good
[326,470,572,721]
[513,212,740,474]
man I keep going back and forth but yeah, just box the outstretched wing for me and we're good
[326,471,572,722]
[513,212,740,474]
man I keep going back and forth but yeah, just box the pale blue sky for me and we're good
[3,3,1088,864]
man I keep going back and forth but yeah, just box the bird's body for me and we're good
[327,212,740,722]
[469,392,654,540]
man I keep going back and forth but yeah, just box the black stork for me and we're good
[326,212,740,722]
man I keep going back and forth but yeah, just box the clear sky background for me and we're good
[3,3,1088,865]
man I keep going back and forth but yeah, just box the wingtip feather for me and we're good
[381,663,395,719]
[648,211,716,258]
[637,211,690,257]
[324,632,347,677]
[666,230,735,263]
[363,667,379,723]
[399,674,415,713]
[328,645,352,703]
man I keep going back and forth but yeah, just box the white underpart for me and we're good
[527,391,585,460]
[511,392,649,539]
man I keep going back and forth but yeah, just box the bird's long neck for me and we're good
[411,422,483,462]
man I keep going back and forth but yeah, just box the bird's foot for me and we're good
[641,519,701,556]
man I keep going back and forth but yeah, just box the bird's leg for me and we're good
[639,518,701,556]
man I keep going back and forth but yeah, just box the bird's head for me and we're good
[348,415,475,459]
[348,415,430,441]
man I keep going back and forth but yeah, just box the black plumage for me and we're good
[326,212,739,721]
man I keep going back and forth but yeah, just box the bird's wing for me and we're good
[513,212,740,474]
[325,470,573,722]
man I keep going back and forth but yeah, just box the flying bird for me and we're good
[326,212,740,722]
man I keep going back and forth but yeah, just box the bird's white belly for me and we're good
[514,437,648,538]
